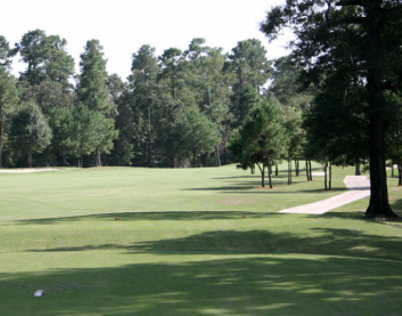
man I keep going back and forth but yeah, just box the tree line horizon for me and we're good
[0,0,401,219]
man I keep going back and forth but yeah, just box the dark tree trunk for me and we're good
[323,162,328,191]
[288,158,292,185]
[364,6,398,219]
[201,152,208,167]
[365,117,398,218]
[309,161,313,181]
[27,150,33,168]
[215,145,221,167]
[306,160,313,181]
[275,163,279,176]
[95,148,102,167]
[295,158,300,177]
[77,157,83,168]
[355,163,361,176]
[305,160,309,181]
[267,154,273,189]
[398,164,401,186]
[329,161,332,191]
[256,162,265,187]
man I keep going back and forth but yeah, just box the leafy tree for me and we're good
[168,108,220,167]
[9,103,52,167]
[229,98,287,188]
[0,67,19,168]
[261,0,402,219]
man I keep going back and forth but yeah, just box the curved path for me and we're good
[279,176,370,214]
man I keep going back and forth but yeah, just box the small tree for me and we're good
[9,103,52,167]
[168,108,220,167]
[229,98,287,188]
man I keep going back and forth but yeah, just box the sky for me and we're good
[2,0,291,82]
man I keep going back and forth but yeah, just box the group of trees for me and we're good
[261,0,402,219]
[0,31,275,169]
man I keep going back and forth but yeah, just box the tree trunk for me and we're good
[77,157,83,168]
[305,160,309,181]
[309,161,313,181]
[267,154,273,189]
[201,152,208,167]
[275,163,279,176]
[27,150,33,168]
[256,162,265,187]
[398,164,401,186]
[355,163,361,176]
[295,158,300,177]
[96,148,102,167]
[364,7,398,219]
[329,161,332,191]
[215,145,221,167]
[288,158,292,185]
[323,162,328,191]
[365,117,398,218]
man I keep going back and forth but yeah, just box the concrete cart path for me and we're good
[279,176,371,215]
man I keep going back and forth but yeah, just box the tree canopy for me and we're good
[261,0,402,219]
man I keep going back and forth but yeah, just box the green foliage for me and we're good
[229,97,287,187]
[77,39,111,114]
[261,0,402,218]
[0,67,19,167]
[0,35,17,67]
[9,102,52,167]
[168,107,220,167]
[17,29,74,89]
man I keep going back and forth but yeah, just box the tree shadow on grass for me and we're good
[13,211,282,225]
[2,255,401,316]
[4,229,402,315]
[28,226,402,262]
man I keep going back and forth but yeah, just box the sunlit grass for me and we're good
[0,163,401,315]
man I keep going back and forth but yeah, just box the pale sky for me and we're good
[2,0,290,82]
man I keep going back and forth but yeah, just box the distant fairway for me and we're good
[1,164,401,315]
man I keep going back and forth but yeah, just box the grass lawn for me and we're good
[0,164,401,315]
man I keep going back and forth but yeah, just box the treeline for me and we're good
[0,30,281,169]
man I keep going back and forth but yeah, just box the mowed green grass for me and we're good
[0,164,401,315]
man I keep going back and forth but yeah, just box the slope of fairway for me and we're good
[0,165,401,315]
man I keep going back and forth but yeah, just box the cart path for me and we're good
[279,176,370,215]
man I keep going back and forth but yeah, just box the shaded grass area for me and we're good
[0,164,401,315]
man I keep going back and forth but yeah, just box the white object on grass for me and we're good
[34,289,44,297]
